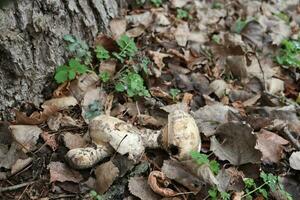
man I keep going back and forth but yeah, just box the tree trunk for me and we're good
[0,0,118,118]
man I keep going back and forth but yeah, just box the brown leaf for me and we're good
[216,167,245,192]
[94,34,118,52]
[148,171,177,197]
[10,125,42,152]
[289,151,300,170]
[15,105,59,125]
[99,59,117,77]
[174,22,189,46]
[255,129,289,163]
[210,122,261,165]
[95,160,119,194]
[63,132,87,150]
[161,160,203,193]
[42,96,78,110]
[126,25,145,38]
[0,143,23,169]
[11,157,32,175]
[148,50,172,77]
[48,161,83,183]
[109,18,127,40]
[128,176,160,200]
[41,132,59,151]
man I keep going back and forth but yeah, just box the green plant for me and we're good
[212,34,221,44]
[211,2,223,9]
[242,172,293,200]
[115,71,150,97]
[113,35,138,63]
[276,39,300,68]
[170,88,180,100]
[233,18,248,33]
[54,59,89,83]
[95,46,110,61]
[151,0,162,7]
[99,71,110,83]
[89,190,103,200]
[208,188,230,200]
[190,151,220,175]
[176,8,192,20]
[274,12,289,23]
[63,35,92,64]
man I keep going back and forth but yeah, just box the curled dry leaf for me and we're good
[210,122,261,165]
[162,160,203,193]
[48,161,83,183]
[128,176,160,200]
[10,125,42,152]
[11,157,33,175]
[42,96,78,110]
[41,132,59,151]
[65,147,112,169]
[255,129,289,163]
[69,72,99,101]
[148,50,172,77]
[192,104,237,137]
[63,132,87,150]
[109,18,127,40]
[15,105,58,125]
[95,161,119,194]
[289,151,300,170]
[148,171,177,197]
[162,110,201,160]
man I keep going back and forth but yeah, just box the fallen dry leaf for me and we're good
[255,129,289,163]
[48,161,83,183]
[42,96,78,110]
[41,132,59,151]
[148,171,177,197]
[217,167,245,192]
[0,143,23,169]
[174,22,189,46]
[63,132,87,149]
[109,18,127,39]
[95,160,119,194]
[210,122,261,165]
[148,50,172,77]
[11,157,33,174]
[128,176,160,200]
[10,125,42,152]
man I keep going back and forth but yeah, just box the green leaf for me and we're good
[244,178,256,189]
[260,172,278,192]
[115,82,126,92]
[68,69,76,80]
[170,88,181,99]
[54,69,69,83]
[99,71,110,83]
[176,8,191,20]
[212,34,221,44]
[113,35,137,62]
[190,151,209,165]
[212,2,223,9]
[63,34,76,43]
[233,18,248,33]
[95,45,110,61]
[220,192,230,200]
[258,188,268,199]
[151,0,162,7]
[208,188,218,200]
[209,160,220,175]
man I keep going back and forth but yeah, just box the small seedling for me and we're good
[113,35,138,63]
[63,34,92,64]
[276,39,300,68]
[170,88,180,100]
[190,151,220,175]
[54,59,88,83]
[212,34,221,44]
[151,0,162,7]
[176,8,192,20]
[208,187,230,200]
[233,18,248,33]
[89,190,103,200]
[115,71,150,97]
[95,46,110,61]
[99,71,110,83]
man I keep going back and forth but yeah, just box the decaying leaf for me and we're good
[42,96,78,110]
[95,161,119,194]
[148,50,172,77]
[48,161,83,183]
[110,18,127,39]
[174,22,189,46]
[209,79,229,98]
[192,104,237,137]
[0,143,23,169]
[10,125,42,152]
[126,11,153,27]
[255,129,289,163]
[41,132,59,151]
[148,171,177,197]
[63,132,87,150]
[11,157,33,175]
[216,167,245,192]
[128,176,160,200]
[210,122,261,165]
[162,160,203,193]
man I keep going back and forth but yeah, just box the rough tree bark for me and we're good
[0,0,118,118]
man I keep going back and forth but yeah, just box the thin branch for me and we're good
[283,127,300,150]
[0,181,35,193]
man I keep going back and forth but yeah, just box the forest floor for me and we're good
[0,0,300,200]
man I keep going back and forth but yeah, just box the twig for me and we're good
[0,181,35,193]
[283,127,300,150]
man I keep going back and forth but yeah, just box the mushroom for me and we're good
[66,110,200,169]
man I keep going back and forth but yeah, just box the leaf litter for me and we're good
[1,0,300,200]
